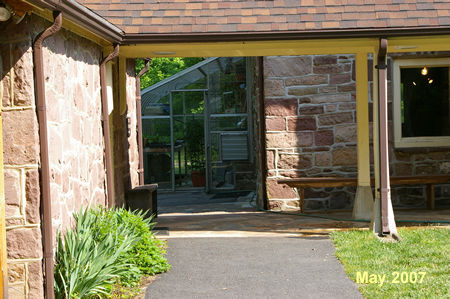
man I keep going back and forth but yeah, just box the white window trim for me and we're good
[393,58,450,148]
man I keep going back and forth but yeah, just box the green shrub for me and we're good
[54,207,170,298]
[54,208,140,298]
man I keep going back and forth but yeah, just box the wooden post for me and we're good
[426,184,435,210]
[353,52,374,220]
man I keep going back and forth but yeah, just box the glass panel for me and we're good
[400,66,450,137]
[142,118,172,189]
[210,116,247,131]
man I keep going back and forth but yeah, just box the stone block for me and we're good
[315,152,331,166]
[28,261,44,299]
[440,162,450,174]
[3,109,39,165]
[287,117,316,131]
[305,198,328,210]
[6,228,42,259]
[318,86,337,93]
[268,200,283,211]
[313,64,349,74]
[266,150,275,169]
[8,263,25,283]
[278,154,312,170]
[267,179,296,199]
[266,132,313,148]
[415,165,438,175]
[265,118,285,131]
[26,170,41,224]
[339,102,356,111]
[285,75,328,86]
[310,93,351,104]
[329,191,351,209]
[314,55,338,65]
[5,169,20,212]
[264,79,285,96]
[332,148,357,166]
[264,56,312,77]
[315,130,334,146]
[299,97,311,104]
[394,163,413,176]
[8,284,26,299]
[325,104,337,112]
[265,98,298,116]
[318,112,353,126]
[299,105,324,115]
[2,74,11,107]
[330,73,351,84]
[287,87,318,96]
[337,83,356,92]
[12,42,35,106]
[335,125,357,143]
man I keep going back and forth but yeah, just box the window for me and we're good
[393,58,450,148]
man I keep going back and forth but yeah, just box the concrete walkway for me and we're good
[145,237,363,299]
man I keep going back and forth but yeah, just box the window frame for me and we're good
[393,58,450,148]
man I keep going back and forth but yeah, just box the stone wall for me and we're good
[264,54,450,211]
[1,14,109,298]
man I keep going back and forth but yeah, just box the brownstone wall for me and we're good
[264,54,450,211]
[1,14,111,298]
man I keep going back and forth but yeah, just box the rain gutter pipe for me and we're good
[257,57,268,210]
[376,38,391,234]
[100,44,119,208]
[33,11,62,299]
[135,58,152,185]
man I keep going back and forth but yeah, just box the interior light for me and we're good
[421,67,428,76]
[413,81,416,86]
[428,79,433,84]
[0,6,11,22]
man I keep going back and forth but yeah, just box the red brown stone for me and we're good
[26,170,41,224]
[287,117,316,131]
[3,109,39,165]
[265,118,285,131]
[264,56,312,77]
[332,147,357,166]
[315,152,331,166]
[330,73,351,84]
[277,154,312,170]
[335,125,357,143]
[266,150,275,169]
[315,130,334,146]
[313,64,349,74]
[285,75,328,86]
[6,228,42,259]
[267,179,296,199]
[28,261,44,299]
[314,55,337,65]
[266,132,313,148]
[264,79,285,96]
[318,112,353,126]
[287,87,318,96]
[265,98,298,116]
[310,93,351,104]
[299,105,324,115]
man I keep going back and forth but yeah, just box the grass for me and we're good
[330,228,450,299]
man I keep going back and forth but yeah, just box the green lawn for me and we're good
[330,228,450,299]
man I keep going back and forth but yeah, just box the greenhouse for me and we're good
[141,57,257,192]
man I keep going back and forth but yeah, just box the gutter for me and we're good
[100,44,119,208]
[122,26,450,44]
[257,57,268,210]
[135,58,151,186]
[27,0,123,43]
[33,11,62,299]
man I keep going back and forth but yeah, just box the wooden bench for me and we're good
[278,175,450,212]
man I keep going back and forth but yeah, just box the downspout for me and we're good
[33,11,62,299]
[136,59,152,185]
[100,45,119,208]
[257,57,268,210]
[376,38,398,237]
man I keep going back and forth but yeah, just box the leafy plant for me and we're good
[54,207,171,298]
[54,208,140,298]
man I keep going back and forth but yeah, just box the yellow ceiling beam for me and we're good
[120,38,379,58]
[388,35,450,53]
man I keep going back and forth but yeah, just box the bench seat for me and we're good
[278,175,450,212]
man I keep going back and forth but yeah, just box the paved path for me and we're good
[145,237,363,299]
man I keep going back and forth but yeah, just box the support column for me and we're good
[353,52,374,220]
[372,38,398,238]
[0,102,7,298]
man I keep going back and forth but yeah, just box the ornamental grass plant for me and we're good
[54,207,170,298]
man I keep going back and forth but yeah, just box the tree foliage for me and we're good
[136,57,203,90]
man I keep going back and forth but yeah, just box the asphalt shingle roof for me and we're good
[77,0,450,35]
